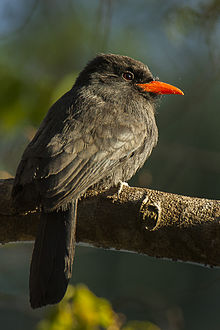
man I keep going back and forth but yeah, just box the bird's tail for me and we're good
[29,200,77,309]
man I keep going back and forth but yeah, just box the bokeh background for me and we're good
[0,0,220,329]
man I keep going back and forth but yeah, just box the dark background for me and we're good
[0,1,219,329]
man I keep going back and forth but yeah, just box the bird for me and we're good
[12,53,183,309]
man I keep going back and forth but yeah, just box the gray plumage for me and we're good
[12,54,159,308]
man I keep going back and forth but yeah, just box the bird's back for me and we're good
[12,86,157,213]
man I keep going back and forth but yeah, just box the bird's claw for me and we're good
[117,180,129,198]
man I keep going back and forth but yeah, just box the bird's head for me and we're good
[75,53,184,103]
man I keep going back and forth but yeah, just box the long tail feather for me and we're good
[29,200,77,308]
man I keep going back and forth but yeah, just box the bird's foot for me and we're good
[117,180,129,198]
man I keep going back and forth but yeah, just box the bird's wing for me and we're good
[13,103,146,212]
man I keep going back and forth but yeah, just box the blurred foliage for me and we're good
[36,285,160,330]
[166,0,220,71]
[0,1,220,330]
[167,0,220,36]
[0,63,52,130]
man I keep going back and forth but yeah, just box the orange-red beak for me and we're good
[137,81,184,95]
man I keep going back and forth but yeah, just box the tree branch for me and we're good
[0,179,220,267]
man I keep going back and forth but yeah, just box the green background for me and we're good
[0,1,219,329]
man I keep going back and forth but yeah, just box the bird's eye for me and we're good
[122,72,134,81]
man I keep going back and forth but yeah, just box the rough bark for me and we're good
[0,178,220,267]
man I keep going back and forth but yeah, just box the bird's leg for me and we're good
[117,180,129,198]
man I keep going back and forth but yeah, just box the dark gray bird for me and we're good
[12,54,183,308]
